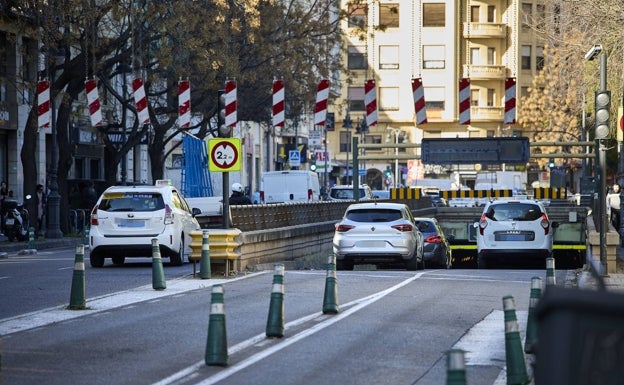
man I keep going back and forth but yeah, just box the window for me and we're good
[379,87,399,111]
[471,89,479,106]
[487,5,495,22]
[487,48,495,65]
[487,89,495,107]
[340,131,351,152]
[348,46,367,70]
[348,4,367,28]
[522,3,532,28]
[536,4,545,28]
[536,46,544,71]
[521,86,530,98]
[471,48,480,65]
[379,45,399,69]
[348,87,365,111]
[471,6,479,22]
[423,3,445,27]
[521,45,531,70]
[379,3,399,28]
[424,87,445,110]
[90,158,101,180]
[364,135,382,145]
[423,45,445,69]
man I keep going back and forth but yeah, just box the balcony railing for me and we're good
[470,106,504,121]
[463,65,507,80]
[463,22,506,38]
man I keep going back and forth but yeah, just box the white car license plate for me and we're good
[117,219,145,228]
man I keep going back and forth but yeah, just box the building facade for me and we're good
[326,0,543,190]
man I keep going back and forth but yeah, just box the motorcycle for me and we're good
[2,195,31,242]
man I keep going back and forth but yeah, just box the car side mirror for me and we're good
[191,207,202,217]
[551,221,559,229]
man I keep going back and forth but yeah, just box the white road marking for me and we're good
[0,272,268,336]
[153,272,427,385]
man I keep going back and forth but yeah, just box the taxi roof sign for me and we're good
[155,179,172,187]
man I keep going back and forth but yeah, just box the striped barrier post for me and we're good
[525,276,542,353]
[266,263,285,338]
[199,230,211,279]
[68,245,87,310]
[151,239,166,290]
[205,285,228,366]
[446,349,467,385]
[503,295,530,385]
[322,254,339,314]
[545,257,556,286]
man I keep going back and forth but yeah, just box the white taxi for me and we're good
[89,180,201,267]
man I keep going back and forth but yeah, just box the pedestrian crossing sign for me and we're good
[289,150,301,166]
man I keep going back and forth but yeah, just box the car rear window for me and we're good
[346,208,403,222]
[330,188,369,199]
[415,220,437,232]
[98,192,165,212]
[485,203,542,221]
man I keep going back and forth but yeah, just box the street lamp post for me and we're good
[117,64,132,185]
[46,51,65,239]
[387,126,401,188]
[343,106,353,185]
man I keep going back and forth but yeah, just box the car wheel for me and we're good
[170,236,184,266]
[112,256,125,265]
[90,252,105,268]
[417,258,425,270]
[336,260,353,270]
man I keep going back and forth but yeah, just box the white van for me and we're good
[260,171,321,203]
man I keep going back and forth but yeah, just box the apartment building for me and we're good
[327,0,543,189]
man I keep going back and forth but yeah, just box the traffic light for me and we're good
[309,154,317,171]
[217,89,229,137]
[548,158,555,168]
[595,90,611,139]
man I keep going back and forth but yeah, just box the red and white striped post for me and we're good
[37,80,51,130]
[459,78,471,125]
[178,79,191,129]
[85,78,103,127]
[272,79,285,128]
[224,80,237,130]
[504,77,517,125]
[314,79,329,127]
[364,79,378,127]
[412,78,428,125]
[132,77,150,125]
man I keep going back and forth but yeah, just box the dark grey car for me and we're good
[414,217,452,269]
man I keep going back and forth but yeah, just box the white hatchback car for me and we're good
[476,199,557,268]
[89,180,201,267]
[333,202,424,270]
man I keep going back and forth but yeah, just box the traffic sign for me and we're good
[421,137,530,165]
[289,150,301,166]
[208,138,241,172]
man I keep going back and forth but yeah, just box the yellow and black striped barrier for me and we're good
[440,189,513,200]
[533,187,567,200]
[390,187,422,200]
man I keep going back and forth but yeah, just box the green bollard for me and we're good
[205,285,228,366]
[83,226,89,247]
[503,295,530,385]
[68,245,87,310]
[446,349,467,385]
[199,230,211,279]
[322,254,339,314]
[524,277,542,354]
[151,239,166,290]
[266,263,285,338]
[28,226,35,249]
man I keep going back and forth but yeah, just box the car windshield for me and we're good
[346,208,403,222]
[98,192,165,212]
[331,189,367,199]
[485,203,542,221]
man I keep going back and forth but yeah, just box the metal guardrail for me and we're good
[68,209,90,235]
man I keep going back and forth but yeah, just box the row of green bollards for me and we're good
[204,253,341,367]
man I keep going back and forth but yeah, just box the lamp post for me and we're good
[46,50,65,239]
[343,106,353,184]
[117,64,132,185]
[387,126,401,188]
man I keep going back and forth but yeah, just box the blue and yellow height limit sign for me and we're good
[208,138,242,172]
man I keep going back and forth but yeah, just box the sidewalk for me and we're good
[0,234,81,256]
[564,246,624,293]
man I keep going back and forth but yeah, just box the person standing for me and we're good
[228,183,251,205]
[607,184,621,229]
[36,184,47,235]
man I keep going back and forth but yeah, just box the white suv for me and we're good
[476,199,557,268]
[89,180,201,267]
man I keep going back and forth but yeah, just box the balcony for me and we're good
[470,106,504,122]
[463,23,506,39]
[463,65,507,80]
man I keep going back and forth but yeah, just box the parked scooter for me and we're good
[2,195,31,242]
